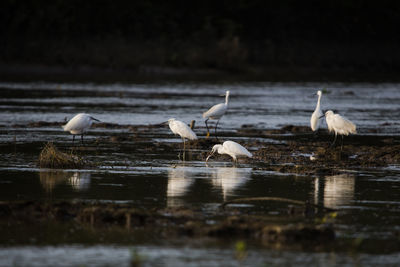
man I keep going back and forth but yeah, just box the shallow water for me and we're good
[2,245,400,267]
[1,81,400,266]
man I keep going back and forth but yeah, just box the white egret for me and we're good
[167,118,198,159]
[62,113,100,143]
[310,90,323,131]
[206,140,252,164]
[202,90,230,138]
[324,110,357,148]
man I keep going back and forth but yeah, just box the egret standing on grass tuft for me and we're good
[62,113,100,144]
[206,140,252,164]
[324,110,357,149]
[167,118,198,159]
[203,90,230,138]
[310,90,323,131]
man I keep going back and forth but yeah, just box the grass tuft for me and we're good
[39,142,85,169]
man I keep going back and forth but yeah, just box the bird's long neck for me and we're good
[316,94,321,110]
[225,93,229,105]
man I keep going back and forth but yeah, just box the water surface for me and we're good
[1,81,400,266]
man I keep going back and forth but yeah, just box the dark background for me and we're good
[1,0,399,81]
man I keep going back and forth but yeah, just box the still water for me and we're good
[0,81,400,266]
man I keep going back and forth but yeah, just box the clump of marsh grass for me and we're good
[39,142,85,169]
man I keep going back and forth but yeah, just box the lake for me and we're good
[0,81,400,266]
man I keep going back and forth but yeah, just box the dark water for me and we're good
[1,82,400,266]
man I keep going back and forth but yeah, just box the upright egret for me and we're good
[62,113,100,143]
[203,90,230,138]
[324,110,357,148]
[310,90,323,131]
[206,140,252,164]
[167,118,198,159]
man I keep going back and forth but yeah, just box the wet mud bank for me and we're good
[242,125,400,176]
[0,200,335,247]
[112,123,400,174]
[2,200,400,253]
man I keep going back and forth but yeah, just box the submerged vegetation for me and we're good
[0,200,335,247]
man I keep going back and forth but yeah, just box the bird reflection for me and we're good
[167,165,195,206]
[39,171,91,192]
[211,167,251,200]
[314,174,355,208]
[68,172,91,191]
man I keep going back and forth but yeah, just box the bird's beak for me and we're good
[318,110,326,119]
[205,151,215,162]
[90,117,101,122]
[160,121,169,125]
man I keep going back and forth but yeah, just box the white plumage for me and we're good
[206,140,252,163]
[310,90,323,131]
[168,118,197,160]
[325,110,356,147]
[168,118,198,140]
[62,113,99,143]
[202,91,230,137]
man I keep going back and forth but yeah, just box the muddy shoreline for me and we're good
[1,199,399,253]
[4,121,400,174]
[0,200,335,246]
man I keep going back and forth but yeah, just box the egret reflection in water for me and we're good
[68,172,91,191]
[167,165,195,206]
[210,167,252,200]
[39,171,91,192]
[314,174,355,208]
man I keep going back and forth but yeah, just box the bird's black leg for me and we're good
[330,133,337,148]
[177,138,183,160]
[81,134,84,144]
[340,135,344,151]
[215,119,220,141]
[205,119,210,138]
[183,139,186,161]
[72,135,75,144]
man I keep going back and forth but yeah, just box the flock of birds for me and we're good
[62,89,357,164]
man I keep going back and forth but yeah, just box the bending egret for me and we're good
[324,110,357,148]
[310,90,323,131]
[62,113,100,143]
[167,118,198,159]
[206,140,252,164]
[202,90,230,138]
